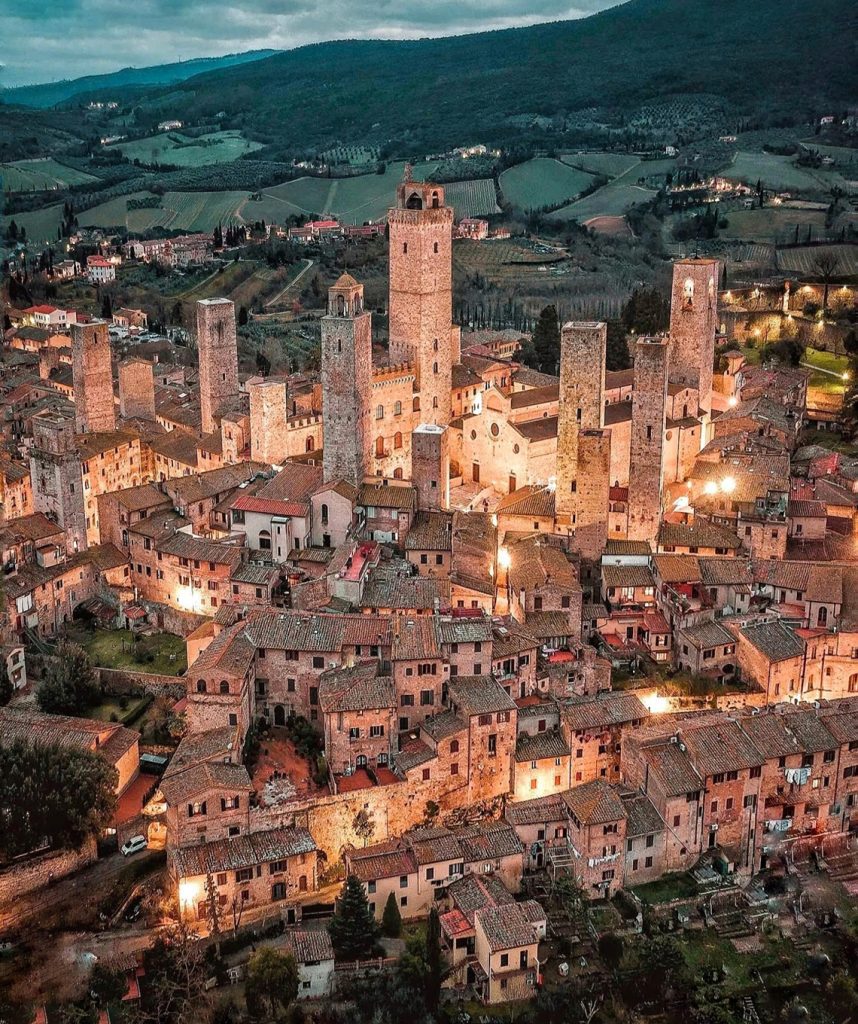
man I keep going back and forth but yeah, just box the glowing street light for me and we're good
[704,481,718,495]
[720,476,736,494]
[497,547,511,571]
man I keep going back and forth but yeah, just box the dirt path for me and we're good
[264,258,314,308]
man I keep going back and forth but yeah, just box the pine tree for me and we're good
[381,891,402,938]
[36,642,100,715]
[532,304,560,374]
[328,874,380,961]
[426,906,442,1013]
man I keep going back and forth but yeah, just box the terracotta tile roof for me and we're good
[245,610,348,652]
[678,619,736,649]
[158,532,243,566]
[681,719,764,775]
[168,726,239,772]
[406,827,463,865]
[173,826,315,878]
[514,416,558,442]
[504,792,568,827]
[777,708,838,752]
[421,709,467,741]
[392,615,441,660]
[446,873,514,924]
[167,462,269,505]
[404,511,453,551]
[497,485,556,520]
[159,761,251,806]
[604,540,652,556]
[475,902,541,951]
[362,564,449,610]
[563,780,625,826]
[515,729,570,762]
[283,930,334,963]
[509,384,559,409]
[438,617,493,645]
[788,499,827,518]
[256,462,323,503]
[492,619,540,659]
[562,691,649,732]
[456,822,523,862]
[77,429,140,460]
[319,665,395,713]
[342,616,392,646]
[448,675,517,716]
[512,367,559,389]
[640,740,702,797]
[232,494,310,517]
[393,739,436,773]
[192,622,256,677]
[602,565,655,589]
[0,512,64,543]
[525,610,573,640]
[357,483,417,511]
[658,518,741,551]
[738,620,804,662]
[620,791,664,838]
[698,557,753,587]
[738,714,801,760]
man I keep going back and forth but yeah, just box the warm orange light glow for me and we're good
[641,692,671,714]
[497,547,511,570]
[704,481,718,495]
[721,476,736,494]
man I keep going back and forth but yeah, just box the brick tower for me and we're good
[575,430,611,561]
[668,258,719,417]
[556,321,607,519]
[71,320,115,434]
[29,412,87,553]
[196,298,239,435]
[118,357,155,420]
[627,337,669,544]
[321,274,372,487]
[388,168,453,426]
[412,424,450,511]
[249,380,289,464]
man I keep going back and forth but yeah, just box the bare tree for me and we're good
[581,997,602,1024]
[813,251,840,313]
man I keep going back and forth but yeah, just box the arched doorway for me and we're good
[274,704,286,726]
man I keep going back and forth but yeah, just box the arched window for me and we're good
[433,242,439,253]
[450,740,459,754]
[849,674,858,693]
[393,467,404,479]
[259,529,271,550]
[433,362,439,374]
[406,193,423,210]
[376,404,384,419]
[196,679,207,693]
[817,607,828,627]
[413,396,420,412]
[336,294,346,316]
[431,191,439,209]
[375,436,385,457]
[321,503,329,524]
[433,338,439,351]
[305,436,314,452]
[394,432,402,449]
[432,396,438,409]
[219,680,230,695]
[394,401,402,416]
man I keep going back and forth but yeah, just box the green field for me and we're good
[777,243,858,276]
[77,189,249,232]
[725,151,840,193]
[552,181,656,222]
[717,207,827,243]
[499,157,596,209]
[442,179,499,218]
[1,158,97,192]
[107,130,262,167]
[560,151,641,177]
[0,203,65,245]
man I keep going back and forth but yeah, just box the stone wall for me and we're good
[0,839,97,916]
[97,667,186,700]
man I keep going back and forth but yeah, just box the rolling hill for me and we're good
[2,50,279,109]
[123,0,856,153]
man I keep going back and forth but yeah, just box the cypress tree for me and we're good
[328,874,380,961]
[381,891,402,938]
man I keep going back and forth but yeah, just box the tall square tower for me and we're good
[668,258,719,417]
[71,320,115,434]
[196,298,239,435]
[628,336,669,544]
[388,169,454,426]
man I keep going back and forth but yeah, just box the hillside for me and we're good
[2,50,279,109]
[131,0,857,153]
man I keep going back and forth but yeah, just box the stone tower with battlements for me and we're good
[388,170,453,426]
[249,380,289,465]
[29,412,87,553]
[668,258,719,418]
[71,320,115,434]
[412,424,450,511]
[627,336,669,544]
[118,357,155,421]
[321,274,372,487]
[196,298,239,435]
[556,322,607,520]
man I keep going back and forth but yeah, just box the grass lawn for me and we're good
[69,626,187,675]
[89,694,151,725]
[630,872,698,904]
[803,346,848,375]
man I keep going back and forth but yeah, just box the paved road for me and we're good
[264,258,315,308]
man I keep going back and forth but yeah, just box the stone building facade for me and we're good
[71,321,115,434]
[196,298,239,435]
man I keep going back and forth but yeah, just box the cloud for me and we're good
[0,0,614,87]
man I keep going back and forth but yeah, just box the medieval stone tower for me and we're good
[118,357,155,421]
[249,380,289,464]
[71,320,115,434]
[197,298,239,435]
[668,258,719,418]
[556,322,607,516]
[388,169,453,426]
[321,274,372,487]
[412,424,450,511]
[29,412,87,553]
[627,336,669,544]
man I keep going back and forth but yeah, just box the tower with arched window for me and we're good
[388,170,454,427]
[321,274,372,487]
[668,258,720,420]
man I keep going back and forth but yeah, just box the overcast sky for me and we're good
[1,0,617,87]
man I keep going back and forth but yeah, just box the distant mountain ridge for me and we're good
[2,50,280,109]
[122,0,855,153]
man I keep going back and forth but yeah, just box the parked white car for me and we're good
[120,835,148,857]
